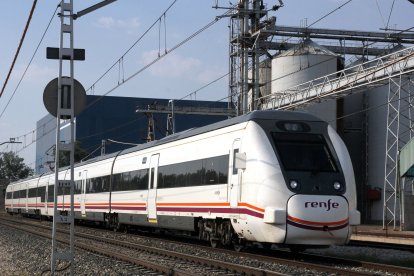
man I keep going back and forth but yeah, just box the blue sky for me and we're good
[0,0,412,168]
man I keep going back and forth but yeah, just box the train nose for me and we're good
[285,195,350,245]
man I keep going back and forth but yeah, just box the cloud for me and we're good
[11,63,56,85]
[141,50,201,78]
[140,50,227,88]
[95,16,140,31]
[196,67,227,83]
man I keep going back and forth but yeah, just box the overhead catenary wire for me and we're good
[179,72,229,101]
[0,3,59,121]
[11,1,409,168]
[7,0,180,155]
[86,0,178,93]
[6,43,355,158]
[10,34,403,162]
[307,0,352,28]
[5,2,323,161]
[27,71,413,170]
[85,12,226,111]
[0,0,38,99]
[279,0,353,45]
[375,0,386,28]
[106,139,140,146]
[386,0,396,30]
[79,144,104,162]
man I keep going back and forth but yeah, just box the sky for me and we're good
[0,0,413,169]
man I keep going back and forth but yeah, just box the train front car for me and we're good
[232,111,360,249]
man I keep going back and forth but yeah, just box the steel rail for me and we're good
[0,217,286,276]
[0,219,191,275]
[3,215,412,275]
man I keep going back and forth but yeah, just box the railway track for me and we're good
[1,217,285,275]
[1,214,414,275]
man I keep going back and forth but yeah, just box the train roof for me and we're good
[8,110,321,185]
[82,110,321,163]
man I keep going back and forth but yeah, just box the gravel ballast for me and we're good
[0,223,134,275]
[2,216,414,275]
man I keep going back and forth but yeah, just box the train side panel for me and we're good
[4,111,360,249]
[112,122,247,229]
[72,159,113,221]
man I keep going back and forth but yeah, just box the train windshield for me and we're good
[271,133,338,172]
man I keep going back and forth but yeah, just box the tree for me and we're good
[0,151,33,180]
[52,141,90,168]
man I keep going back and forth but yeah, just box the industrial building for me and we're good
[35,95,228,174]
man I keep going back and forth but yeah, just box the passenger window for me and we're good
[233,149,239,175]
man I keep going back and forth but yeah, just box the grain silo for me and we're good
[271,39,344,129]
[247,59,272,111]
[342,57,370,222]
[259,59,272,97]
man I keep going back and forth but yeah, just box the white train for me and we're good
[5,110,360,250]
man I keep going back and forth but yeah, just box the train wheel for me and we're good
[233,243,244,252]
[210,238,219,248]
[219,222,233,247]
[232,238,245,252]
[107,213,121,232]
[113,221,121,232]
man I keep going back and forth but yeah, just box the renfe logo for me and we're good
[305,199,339,211]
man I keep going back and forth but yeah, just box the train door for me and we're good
[24,183,28,213]
[229,139,241,208]
[147,154,159,223]
[81,170,87,217]
[10,186,14,211]
[16,184,21,213]
[45,176,51,215]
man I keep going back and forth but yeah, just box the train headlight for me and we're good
[333,181,342,191]
[289,180,299,190]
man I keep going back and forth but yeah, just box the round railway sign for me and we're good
[43,77,86,118]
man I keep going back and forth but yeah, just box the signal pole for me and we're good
[50,1,76,274]
[45,1,117,274]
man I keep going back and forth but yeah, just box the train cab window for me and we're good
[272,133,338,172]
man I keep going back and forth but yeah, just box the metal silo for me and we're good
[271,39,344,129]
[259,59,272,97]
[247,59,272,111]
[342,57,370,222]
